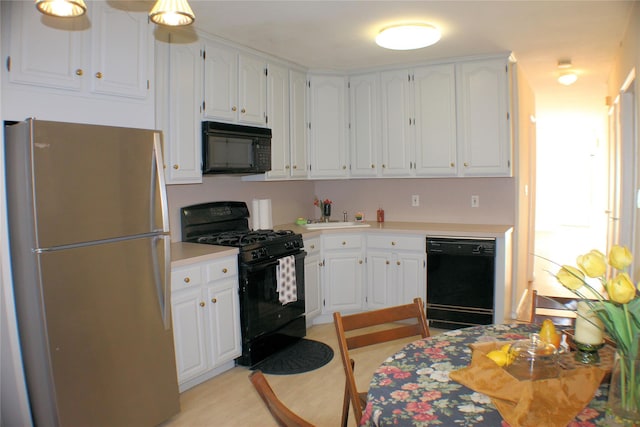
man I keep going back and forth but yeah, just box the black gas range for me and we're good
[180,201,306,367]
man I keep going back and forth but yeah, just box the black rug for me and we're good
[251,339,334,375]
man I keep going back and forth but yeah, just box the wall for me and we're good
[167,175,516,243]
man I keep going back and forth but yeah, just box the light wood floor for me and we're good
[161,323,441,427]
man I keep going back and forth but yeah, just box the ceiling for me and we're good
[181,0,635,117]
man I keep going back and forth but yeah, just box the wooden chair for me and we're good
[333,297,430,427]
[530,289,578,326]
[249,370,315,427]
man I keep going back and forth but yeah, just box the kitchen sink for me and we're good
[302,221,371,230]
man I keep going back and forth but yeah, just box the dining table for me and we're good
[359,323,618,427]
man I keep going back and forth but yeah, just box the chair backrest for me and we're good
[333,298,430,424]
[249,370,315,427]
[530,289,578,326]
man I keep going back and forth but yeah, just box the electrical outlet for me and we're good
[411,195,419,207]
[471,195,479,208]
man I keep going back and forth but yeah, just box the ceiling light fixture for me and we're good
[557,59,578,86]
[35,0,87,17]
[375,24,441,50]
[149,0,195,27]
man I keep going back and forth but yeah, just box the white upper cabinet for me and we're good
[266,62,291,179]
[380,69,413,176]
[349,73,380,177]
[2,1,154,128]
[202,40,267,126]
[456,58,511,176]
[289,69,309,178]
[308,74,349,178]
[413,64,458,176]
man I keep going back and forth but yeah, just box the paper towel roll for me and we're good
[259,199,272,230]
[251,199,261,230]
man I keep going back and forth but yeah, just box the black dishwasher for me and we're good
[426,237,495,329]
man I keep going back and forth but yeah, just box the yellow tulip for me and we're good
[608,245,632,271]
[606,272,637,304]
[556,265,585,290]
[577,250,606,278]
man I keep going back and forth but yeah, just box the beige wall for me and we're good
[168,175,516,241]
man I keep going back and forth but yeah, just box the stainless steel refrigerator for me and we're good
[5,119,180,426]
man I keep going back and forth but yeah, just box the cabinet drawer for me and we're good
[171,265,202,290]
[205,258,238,282]
[367,234,425,251]
[304,237,321,255]
[323,234,362,250]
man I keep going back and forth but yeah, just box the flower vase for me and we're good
[607,352,640,425]
[323,203,331,221]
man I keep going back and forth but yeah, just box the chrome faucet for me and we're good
[343,211,348,222]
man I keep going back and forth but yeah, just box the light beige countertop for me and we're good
[171,242,238,267]
[275,221,513,239]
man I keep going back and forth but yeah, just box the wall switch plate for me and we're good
[411,195,419,207]
[471,195,479,208]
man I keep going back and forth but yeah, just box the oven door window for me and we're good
[240,252,306,339]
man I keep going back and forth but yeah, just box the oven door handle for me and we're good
[242,252,305,273]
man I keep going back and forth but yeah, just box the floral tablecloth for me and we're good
[360,323,612,427]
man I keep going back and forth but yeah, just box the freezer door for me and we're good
[11,119,168,248]
[32,236,179,426]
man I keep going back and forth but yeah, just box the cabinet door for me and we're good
[380,69,413,176]
[323,250,363,312]
[238,53,267,125]
[413,64,458,176]
[6,1,85,91]
[304,252,322,322]
[289,69,308,177]
[164,38,202,184]
[366,250,391,309]
[457,59,511,176]
[172,287,208,383]
[90,4,151,99]
[396,252,426,305]
[349,73,380,177]
[266,63,291,179]
[203,42,237,121]
[308,74,348,178]
[205,280,241,366]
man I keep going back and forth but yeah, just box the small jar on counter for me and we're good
[376,207,384,223]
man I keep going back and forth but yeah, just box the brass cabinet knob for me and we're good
[173,164,179,170]
[222,268,228,274]
[382,164,386,168]
[464,162,469,167]
[310,245,315,249]
[450,162,455,167]
[285,165,290,169]
[293,165,297,169]
[386,260,390,265]
[397,261,401,265]
[371,164,375,168]
[199,301,205,307]
[241,108,246,113]
[342,165,347,170]
[95,72,103,79]
[358,260,363,264]
[184,277,190,283]
[211,298,217,303]
[391,241,396,246]
[342,241,346,245]
[232,106,237,112]
[75,69,83,76]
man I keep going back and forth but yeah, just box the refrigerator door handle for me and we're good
[152,235,172,330]
[153,133,170,234]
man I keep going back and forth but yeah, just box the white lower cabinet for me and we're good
[303,237,322,325]
[321,234,365,314]
[366,234,426,309]
[171,256,241,392]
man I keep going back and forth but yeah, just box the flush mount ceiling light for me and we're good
[557,59,578,86]
[35,0,87,17]
[375,24,441,50]
[149,0,195,26]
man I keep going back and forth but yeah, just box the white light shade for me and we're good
[149,0,195,26]
[35,0,86,17]
[375,24,441,50]
[558,72,578,86]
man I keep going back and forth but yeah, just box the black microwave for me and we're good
[202,121,272,174]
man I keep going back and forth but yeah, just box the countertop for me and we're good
[274,221,513,239]
[170,242,238,266]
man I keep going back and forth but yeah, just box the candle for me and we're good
[574,301,604,345]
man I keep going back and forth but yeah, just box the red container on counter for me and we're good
[376,208,384,223]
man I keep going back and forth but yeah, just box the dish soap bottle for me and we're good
[376,207,384,223]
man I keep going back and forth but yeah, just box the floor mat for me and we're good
[251,338,334,375]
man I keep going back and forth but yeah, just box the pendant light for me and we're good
[149,0,195,27]
[35,0,87,17]
[375,24,441,50]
